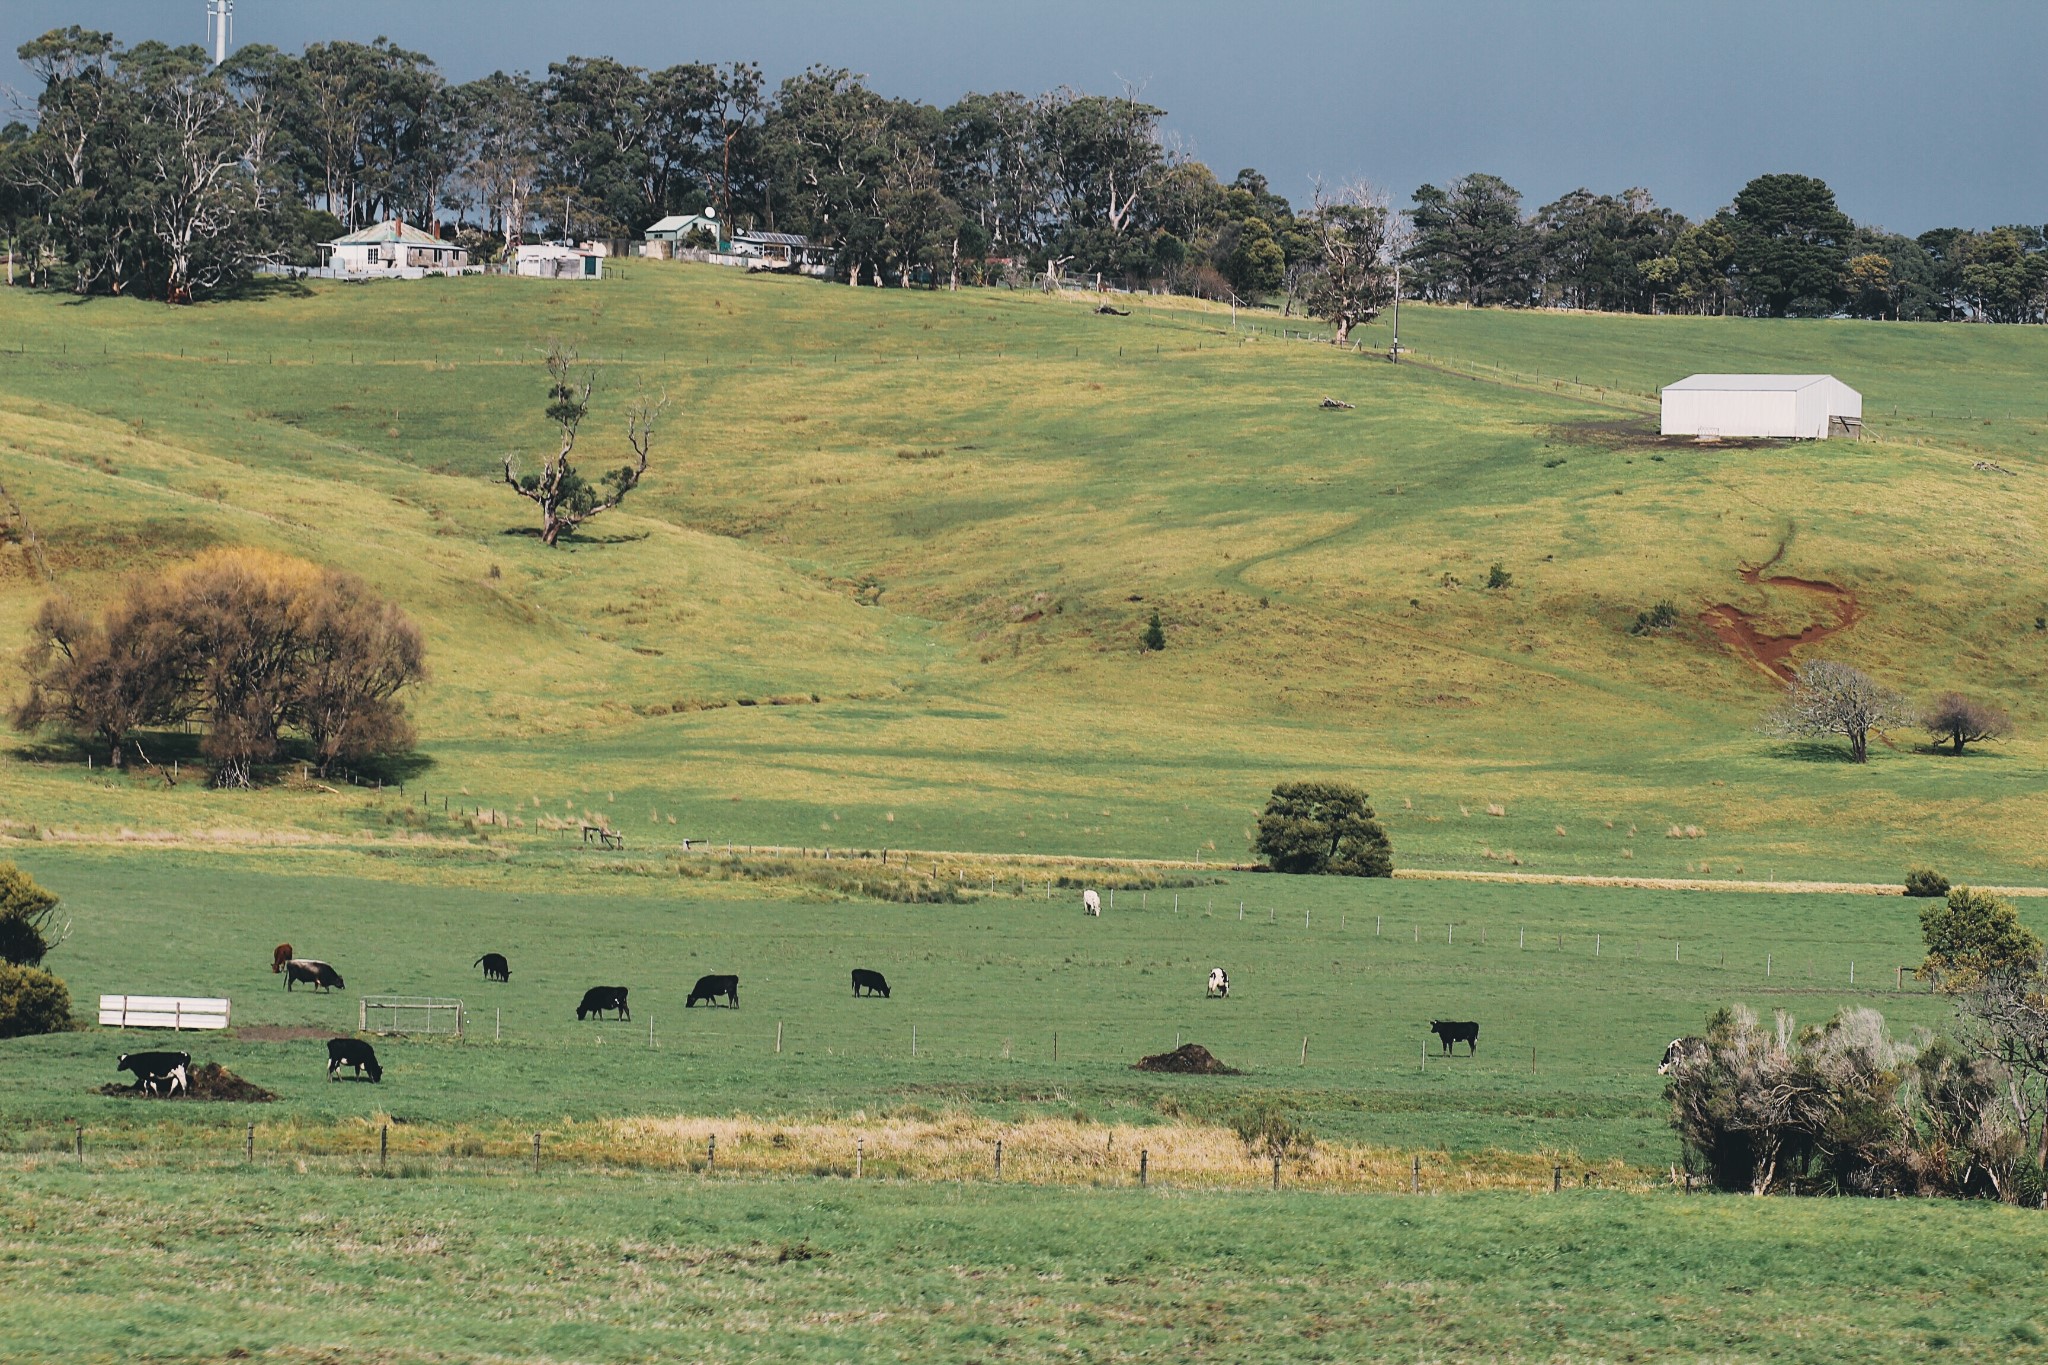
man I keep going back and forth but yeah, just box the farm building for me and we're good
[1660,374,1863,440]
[732,230,829,274]
[321,221,469,278]
[643,211,724,251]
[512,243,605,280]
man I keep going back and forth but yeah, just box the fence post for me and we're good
[532,1132,541,1175]
[74,1126,83,1161]
[1849,960,1855,985]
[1300,1035,1308,1066]
[1376,915,1381,936]
[1272,1154,1281,1190]
[1139,1149,1148,1187]
[994,1140,1003,1180]
[1767,953,1772,977]
[496,1008,501,1042]
[1411,1154,1420,1194]
[380,1124,388,1171]
[1053,1031,1058,1063]
[855,1136,863,1179]
[1420,1040,1426,1072]
[776,1021,784,1054]
[649,1015,655,1050]
[1596,934,1600,957]
[911,1026,917,1058]
[1896,965,1903,992]
[245,1123,254,1163]
[1553,1164,1562,1193]
[707,1135,716,1173]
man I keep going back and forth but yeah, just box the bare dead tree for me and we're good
[500,344,666,547]
[1923,691,2012,755]
[1302,181,1396,345]
[1763,659,1913,763]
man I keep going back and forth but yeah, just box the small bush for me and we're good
[1904,867,1951,898]
[1140,610,1165,652]
[1485,562,1513,590]
[1630,601,1681,635]
[1231,1099,1314,1160]
[0,963,72,1038]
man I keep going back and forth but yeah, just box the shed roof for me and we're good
[735,230,812,248]
[646,213,716,233]
[1663,374,1843,392]
[327,219,447,247]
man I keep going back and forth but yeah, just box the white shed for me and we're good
[1660,374,1862,440]
[512,243,603,280]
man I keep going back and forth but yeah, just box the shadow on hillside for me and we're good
[499,526,652,546]
[1549,417,1780,453]
[207,276,316,304]
[1763,742,1867,765]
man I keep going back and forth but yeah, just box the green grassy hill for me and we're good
[2,270,2046,882]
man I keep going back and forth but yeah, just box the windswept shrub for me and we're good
[0,962,72,1038]
[0,862,61,968]
[1252,781,1392,877]
[1904,867,1951,898]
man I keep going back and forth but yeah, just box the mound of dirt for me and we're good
[1132,1043,1239,1075]
[96,1062,276,1103]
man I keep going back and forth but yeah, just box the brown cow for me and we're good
[272,943,294,974]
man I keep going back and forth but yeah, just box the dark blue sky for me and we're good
[6,1,2042,234]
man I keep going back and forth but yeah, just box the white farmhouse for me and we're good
[322,220,469,277]
[1660,374,1863,440]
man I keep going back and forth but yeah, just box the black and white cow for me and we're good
[1207,968,1230,998]
[576,986,630,1021]
[686,974,739,1008]
[142,1064,188,1097]
[284,959,344,993]
[326,1037,383,1082]
[1429,1020,1479,1055]
[851,968,891,998]
[474,952,511,983]
[1659,1036,1708,1075]
[117,1050,192,1092]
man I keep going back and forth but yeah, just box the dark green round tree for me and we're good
[1252,781,1392,877]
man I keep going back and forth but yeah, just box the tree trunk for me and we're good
[1849,726,1869,763]
[1333,317,1353,345]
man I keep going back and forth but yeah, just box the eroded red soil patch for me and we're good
[1700,545,1860,682]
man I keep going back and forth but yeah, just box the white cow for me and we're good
[1082,889,1101,916]
[1207,968,1230,998]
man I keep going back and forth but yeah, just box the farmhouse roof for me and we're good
[1662,374,1848,392]
[327,219,447,247]
[735,230,812,248]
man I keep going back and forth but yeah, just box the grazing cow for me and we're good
[686,974,740,1008]
[1659,1036,1708,1075]
[474,952,511,983]
[1082,889,1101,917]
[851,968,891,998]
[1207,968,1230,998]
[1429,1020,1479,1055]
[271,943,294,974]
[142,1064,189,1098]
[117,1050,192,1092]
[326,1037,383,1082]
[284,959,344,993]
[576,986,630,1021]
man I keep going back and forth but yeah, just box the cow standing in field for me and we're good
[326,1038,383,1082]
[1207,968,1230,998]
[686,974,739,1008]
[1082,889,1101,917]
[1429,1020,1479,1055]
[576,986,630,1021]
[271,944,293,973]
[1659,1037,1707,1075]
[852,968,891,998]
[284,959,344,993]
[474,953,511,983]
[142,1064,188,1097]
[117,1050,191,1093]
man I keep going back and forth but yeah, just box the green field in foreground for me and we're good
[0,848,1962,1165]
[2,270,2048,883]
[3,1167,2044,1364]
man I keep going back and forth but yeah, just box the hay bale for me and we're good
[1132,1043,1240,1075]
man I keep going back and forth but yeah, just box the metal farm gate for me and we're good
[359,995,465,1038]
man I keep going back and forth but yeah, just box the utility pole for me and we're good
[205,1,234,66]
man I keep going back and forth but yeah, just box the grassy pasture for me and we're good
[3,1167,2045,1363]
[1,848,1957,1166]
[3,271,2048,881]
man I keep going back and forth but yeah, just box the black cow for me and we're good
[117,1050,192,1092]
[851,968,891,998]
[577,986,630,1021]
[1659,1036,1707,1075]
[474,952,511,983]
[1429,1020,1479,1055]
[284,959,344,993]
[326,1037,383,1082]
[686,974,739,1008]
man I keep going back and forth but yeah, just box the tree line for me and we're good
[1,25,2041,323]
